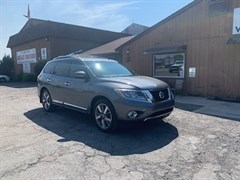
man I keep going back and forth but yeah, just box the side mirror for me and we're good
[75,71,88,79]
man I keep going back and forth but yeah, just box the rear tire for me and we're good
[93,99,117,133]
[41,90,54,112]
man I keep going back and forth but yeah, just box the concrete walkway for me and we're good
[175,95,240,121]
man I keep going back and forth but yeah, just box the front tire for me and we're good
[41,90,54,112]
[93,99,117,133]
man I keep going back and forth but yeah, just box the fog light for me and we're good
[127,111,138,119]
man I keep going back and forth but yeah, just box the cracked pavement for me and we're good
[0,83,240,179]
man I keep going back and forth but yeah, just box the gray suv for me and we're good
[37,55,174,132]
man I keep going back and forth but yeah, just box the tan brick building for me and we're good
[7,19,129,75]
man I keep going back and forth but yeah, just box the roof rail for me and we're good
[53,50,83,60]
[53,55,73,60]
[69,49,83,56]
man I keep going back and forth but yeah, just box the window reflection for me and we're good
[153,53,185,78]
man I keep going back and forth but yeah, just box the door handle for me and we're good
[65,82,69,86]
[47,79,51,82]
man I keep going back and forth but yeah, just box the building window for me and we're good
[41,48,47,60]
[208,0,229,15]
[153,53,185,79]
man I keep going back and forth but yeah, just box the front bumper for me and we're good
[113,98,174,121]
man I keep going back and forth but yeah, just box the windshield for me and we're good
[84,61,134,78]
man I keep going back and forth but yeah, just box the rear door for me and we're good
[40,61,57,100]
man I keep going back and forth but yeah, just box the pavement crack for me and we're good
[0,156,43,179]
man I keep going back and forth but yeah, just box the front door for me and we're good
[51,60,71,104]
[62,60,90,111]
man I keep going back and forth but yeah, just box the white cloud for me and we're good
[52,1,139,31]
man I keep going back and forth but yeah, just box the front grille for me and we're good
[150,88,170,102]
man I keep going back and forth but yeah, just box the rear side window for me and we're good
[43,61,56,74]
[54,60,71,77]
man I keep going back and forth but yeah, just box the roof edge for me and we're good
[7,18,130,48]
[19,18,47,32]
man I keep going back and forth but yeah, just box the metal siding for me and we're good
[122,0,240,99]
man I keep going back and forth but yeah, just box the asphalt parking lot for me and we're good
[0,83,240,180]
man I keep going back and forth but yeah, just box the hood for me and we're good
[101,76,168,90]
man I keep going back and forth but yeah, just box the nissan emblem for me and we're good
[159,91,165,99]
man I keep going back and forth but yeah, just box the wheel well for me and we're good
[90,96,112,114]
[40,87,48,103]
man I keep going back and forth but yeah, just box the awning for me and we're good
[144,45,187,55]
[227,35,240,45]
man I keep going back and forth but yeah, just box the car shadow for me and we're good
[24,108,178,156]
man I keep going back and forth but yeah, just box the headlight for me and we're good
[115,89,153,103]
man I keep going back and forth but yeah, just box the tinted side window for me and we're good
[54,60,71,77]
[69,61,86,78]
[43,61,56,74]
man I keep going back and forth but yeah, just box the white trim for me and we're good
[53,100,63,104]
[144,112,171,121]
[64,102,87,110]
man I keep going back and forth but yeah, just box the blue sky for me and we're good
[0,0,193,57]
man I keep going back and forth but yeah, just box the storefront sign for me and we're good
[189,67,196,78]
[41,48,47,60]
[233,8,240,35]
[23,62,31,73]
[16,48,36,64]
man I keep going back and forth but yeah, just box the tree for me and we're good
[0,55,14,78]
[34,60,48,75]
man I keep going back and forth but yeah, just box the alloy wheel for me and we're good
[95,103,112,130]
[42,91,51,111]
